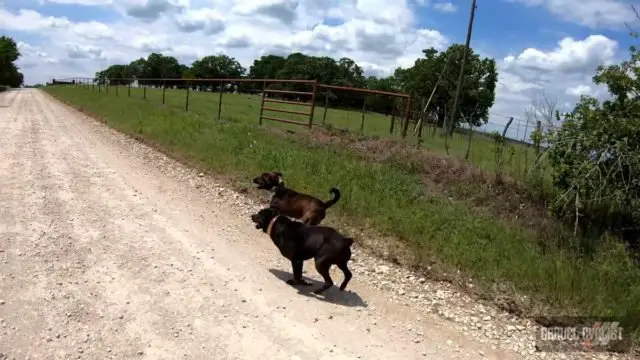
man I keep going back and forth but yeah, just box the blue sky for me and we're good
[1,0,638,140]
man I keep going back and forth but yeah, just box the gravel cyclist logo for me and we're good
[534,316,632,353]
[582,322,622,350]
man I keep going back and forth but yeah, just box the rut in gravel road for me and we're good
[0,89,523,359]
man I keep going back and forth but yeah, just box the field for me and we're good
[85,84,538,179]
[45,84,640,342]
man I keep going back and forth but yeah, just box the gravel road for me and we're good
[0,89,632,360]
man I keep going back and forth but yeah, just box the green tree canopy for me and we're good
[191,54,245,79]
[0,36,24,88]
[95,64,134,85]
[395,44,498,129]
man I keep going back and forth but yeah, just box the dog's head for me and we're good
[250,207,279,231]
[252,171,283,190]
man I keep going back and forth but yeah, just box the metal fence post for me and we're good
[308,80,318,129]
[162,80,166,104]
[360,94,367,134]
[185,80,190,111]
[322,89,329,125]
[259,80,267,125]
[217,81,224,121]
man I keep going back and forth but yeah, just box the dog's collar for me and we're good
[266,216,279,238]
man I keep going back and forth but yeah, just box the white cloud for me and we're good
[507,0,637,29]
[493,34,619,134]
[433,2,457,12]
[174,8,226,34]
[40,0,113,4]
[502,35,618,73]
[0,9,71,31]
[565,84,593,96]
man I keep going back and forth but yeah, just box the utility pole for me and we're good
[443,0,477,136]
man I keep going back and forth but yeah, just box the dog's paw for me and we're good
[286,278,313,286]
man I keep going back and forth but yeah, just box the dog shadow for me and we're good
[268,268,368,308]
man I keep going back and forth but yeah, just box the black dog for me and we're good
[250,207,353,294]
[252,171,340,226]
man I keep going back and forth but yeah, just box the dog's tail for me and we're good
[323,188,341,208]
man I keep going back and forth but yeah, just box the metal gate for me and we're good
[259,80,318,129]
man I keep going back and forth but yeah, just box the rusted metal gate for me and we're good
[259,80,318,129]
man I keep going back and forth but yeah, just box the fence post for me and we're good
[128,83,131,97]
[106,82,109,94]
[535,120,542,156]
[360,95,366,134]
[401,95,412,138]
[115,84,118,96]
[259,80,267,125]
[465,117,474,160]
[92,83,95,92]
[217,81,224,121]
[322,89,329,125]
[308,80,318,129]
[389,99,396,134]
[417,112,425,146]
[162,80,166,104]
[416,97,426,145]
[185,80,190,111]
[143,85,147,100]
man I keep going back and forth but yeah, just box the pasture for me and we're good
[89,84,538,179]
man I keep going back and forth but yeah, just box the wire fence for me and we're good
[50,77,540,180]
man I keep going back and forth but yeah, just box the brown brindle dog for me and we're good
[252,171,341,226]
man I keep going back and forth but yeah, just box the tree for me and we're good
[191,54,245,79]
[190,54,245,91]
[336,57,365,88]
[94,64,134,85]
[138,53,182,87]
[0,36,24,87]
[395,44,497,130]
[544,22,640,243]
[248,54,286,80]
[364,76,399,115]
[127,58,147,78]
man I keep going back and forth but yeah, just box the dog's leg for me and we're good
[286,260,312,286]
[313,261,334,294]
[336,262,352,291]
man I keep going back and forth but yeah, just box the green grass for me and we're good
[86,83,538,179]
[46,85,640,343]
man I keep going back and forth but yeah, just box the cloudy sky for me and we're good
[0,0,637,137]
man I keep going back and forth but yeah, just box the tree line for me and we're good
[0,36,24,90]
[92,44,498,130]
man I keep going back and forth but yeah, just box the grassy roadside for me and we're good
[44,86,640,342]
[82,84,537,179]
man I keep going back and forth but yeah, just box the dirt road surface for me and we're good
[0,89,591,359]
